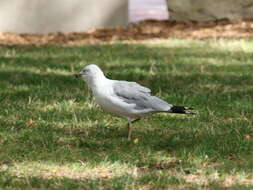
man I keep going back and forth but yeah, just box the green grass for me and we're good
[0,39,253,189]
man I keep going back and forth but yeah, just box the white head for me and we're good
[78,64,106,87]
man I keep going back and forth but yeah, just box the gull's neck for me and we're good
[88,73,109,91]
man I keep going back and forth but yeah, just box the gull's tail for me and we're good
[169,105,196,114]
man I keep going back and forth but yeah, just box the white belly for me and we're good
[93,88,139,119]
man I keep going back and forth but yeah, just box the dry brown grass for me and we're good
[1,19,253,46]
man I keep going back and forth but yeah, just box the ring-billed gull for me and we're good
[75,64,195,140]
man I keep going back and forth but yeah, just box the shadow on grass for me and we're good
[0,43,253,186]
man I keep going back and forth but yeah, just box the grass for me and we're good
[0,39,253,189]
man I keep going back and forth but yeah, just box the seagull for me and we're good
[75,64,195,140]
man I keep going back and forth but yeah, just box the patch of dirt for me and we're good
[1,19,253,46]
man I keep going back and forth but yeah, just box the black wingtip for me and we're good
[171,106,196,114]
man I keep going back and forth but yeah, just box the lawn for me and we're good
[0,39,253,189]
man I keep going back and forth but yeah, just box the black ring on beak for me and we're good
[74,73,82,78]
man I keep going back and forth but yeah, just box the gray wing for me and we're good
[112,80,172,112]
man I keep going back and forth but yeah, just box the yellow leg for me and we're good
[127,121,132,140]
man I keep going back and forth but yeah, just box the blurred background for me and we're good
[129,0,168,23]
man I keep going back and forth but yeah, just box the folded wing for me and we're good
[112,81,172,112]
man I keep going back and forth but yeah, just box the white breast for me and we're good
[92,83,137,119]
